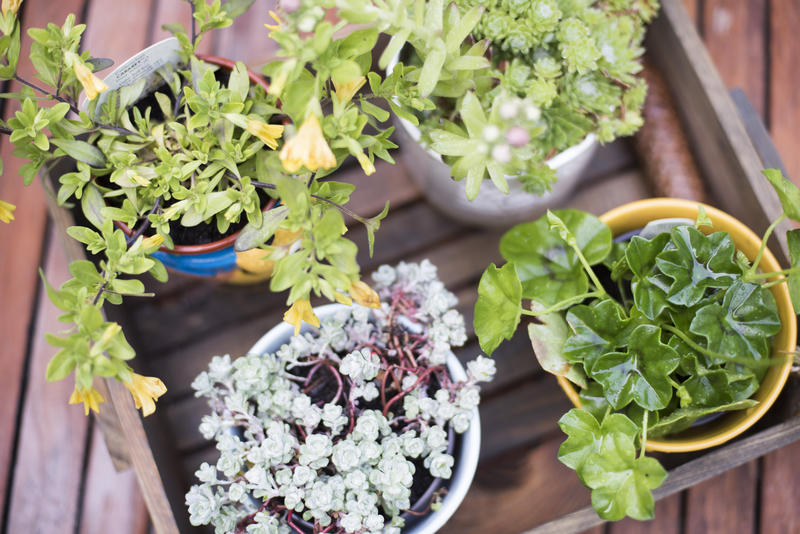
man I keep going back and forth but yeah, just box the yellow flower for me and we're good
[141,234,164,250]
[246,119,284,150]
[235,248,274,276]
[279,114,337,173]
[0,200,16,223]
[124,373,167,417]
[264,10,282,32]
[273,228,303,247]
[283,298,320,335]
[333,76,366,104]
[73,60,108,101]
[1,0,22,16]
[333,291,353,306]
[356,152,375,176]
[350,280,380,308]
[69,386,104,416]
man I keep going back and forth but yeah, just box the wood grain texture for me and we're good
[441,438,593,534]
[0,0,86,514]
[82,0,156,65]
[769,0,800,182]
[684,462,758,534]
[79,426,150,534]
[214,0,278,67]
[759,440,800,534]
[5,228,90,534]
[703,0,766,116]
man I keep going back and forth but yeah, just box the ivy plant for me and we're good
[473,169,800,521]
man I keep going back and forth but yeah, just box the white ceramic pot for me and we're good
[386,54,599,228]
[249,304,481,534]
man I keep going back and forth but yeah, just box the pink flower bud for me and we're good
[506,126,530,147]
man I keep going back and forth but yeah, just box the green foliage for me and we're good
[473,169,798,520]
[0,1,394,408]
[474,262,521,355]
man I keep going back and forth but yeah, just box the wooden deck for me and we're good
[2,1,800,533]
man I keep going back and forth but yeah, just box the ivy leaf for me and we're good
[656,226,740,307]
[690,280,780,364]
[626,233,671,320]
[763,168,800,222]
[695,205,713,228]
[582,432,667,521]
[786,229,800,310]
[578,382,611,421]
[591,324,680,411]
[648,399,758,439]
[474,263,522,355]
[528,303,587,388]
[499,210,611,306]
[557,409,639,474]
[562,298,636,372]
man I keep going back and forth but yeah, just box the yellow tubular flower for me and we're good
[246,120,284,150]
[124,373,167,417]
[264,10,282,31]
[333,76,366,104]
[73,61,108,101]
[279,114,337,173]
[356,152,375,176]
[283,298,321,335]
[1,0,22,16]
[333,291,353,306]
[69,386,104,416]
[350,280,381,308]
[142,234,164,250]
[0,200,16,223]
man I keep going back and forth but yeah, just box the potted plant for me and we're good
[266,0,659,227]
[471,169,799,520]
[0,0,402,417]
[186,260,494,533]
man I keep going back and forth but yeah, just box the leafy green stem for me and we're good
[662,324,776,369]
[745,265,800,280]
[520,291,602,316]
[746,214,787,278]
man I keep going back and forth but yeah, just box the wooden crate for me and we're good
[40,1,800,533]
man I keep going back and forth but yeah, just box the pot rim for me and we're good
[556,198,797,453]
[116,53,276,255]
[248,303,482,534]
[384,51,598,175]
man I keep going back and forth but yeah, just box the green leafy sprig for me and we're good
[473,169,800,521]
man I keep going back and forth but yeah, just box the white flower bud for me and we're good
[491,143,512,163]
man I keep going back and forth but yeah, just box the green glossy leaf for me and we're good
[583,433,667,521]
[695,205,713,228]
[51,139,106,167]
[786,229,800,310]
[557,409,639,475]
[578,382,611,421]
[499,210,611,305]
[591,324,680,411]
[656,226,740,307]
[626,233,671,320]
[46,350,76,382]
[690,280,780,364]
[763,168,800,221]
[562,298,636,372]
[648,399,758,438]
[528,303,587,388]
[81,183,106,230]
[234,205,289,251]
[474,263,522,355]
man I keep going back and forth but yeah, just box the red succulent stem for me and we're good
[383,366,443,416]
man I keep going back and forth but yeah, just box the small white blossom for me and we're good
[426,452,455,479]
[467,355,496,382]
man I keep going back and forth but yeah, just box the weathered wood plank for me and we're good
[684,462,758,534]
[82,0,156,66]
[525,415,800,534]
[79,426,150,534]
[0,0,87,514]
[442,438,593,534]
[702,0,766,117]
[214,0,278,67]
[759,441,800,534]
[5,228,90,533]
[769,0,800,182]
[608,494,682,534]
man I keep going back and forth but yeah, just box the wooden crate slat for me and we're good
[79,426,150,534]
[646,0,790,264]
[5,227,90,533]
[684,461,758,534]
[441,438,593,534]
[608,494,682,534]
[769,0,800,182]
[0,0,87,514]
[759,441,800,534]
[702,0,767,117]
[213,0,278,67]
[524,416,800,534]
[82,0,156,66]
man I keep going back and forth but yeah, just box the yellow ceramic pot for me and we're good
[556,198,796,453]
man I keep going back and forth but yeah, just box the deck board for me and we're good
[3,1,800,533]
